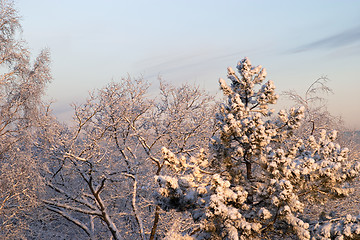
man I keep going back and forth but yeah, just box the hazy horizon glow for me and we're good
[16,0,360,129]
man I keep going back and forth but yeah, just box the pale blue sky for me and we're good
[16,0,360,129]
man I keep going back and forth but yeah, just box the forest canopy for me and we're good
[1,1,360,240]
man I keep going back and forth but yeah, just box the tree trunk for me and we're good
[149,205,160,240]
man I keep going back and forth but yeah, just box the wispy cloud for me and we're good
[290,25,360,53]
[135,48,263,80]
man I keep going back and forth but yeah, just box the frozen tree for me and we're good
[282,76,342,136]
[41,78,152,240]
[41,77,215,239]
[155,58,360,240]
[283,77,360,201]
[0,0,51,238]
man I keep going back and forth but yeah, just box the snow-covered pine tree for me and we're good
[155,57,360,240]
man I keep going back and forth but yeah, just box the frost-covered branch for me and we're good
[46,206,96,239]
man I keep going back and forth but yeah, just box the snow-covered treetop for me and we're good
[155,57,360,240]
[219,57,277,115]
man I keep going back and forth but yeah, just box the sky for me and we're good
[15,0,360,129]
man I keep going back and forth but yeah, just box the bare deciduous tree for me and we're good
[0,0,51,238]
[41,77,216,239]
